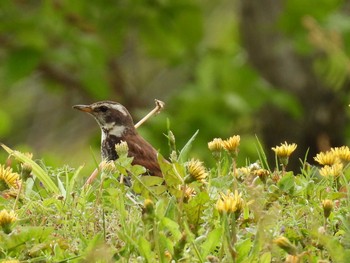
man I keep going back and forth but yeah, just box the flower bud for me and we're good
[322,199,333,218]
[274,236,297,255]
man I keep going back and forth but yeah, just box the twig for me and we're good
[84,99,165,187]
[135,99,165,129]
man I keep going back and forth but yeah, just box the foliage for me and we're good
[1,134,350,262]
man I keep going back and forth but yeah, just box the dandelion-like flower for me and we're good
[331,146,350,162]
[208,138,225,152]
[115,141,129,156]
[319,163,343,178]
[285,255,300,263]
[100,160,116,174]
[272,142,297,158]
[185,159,208,184]
[237,167,251,177]
[222,135,240,154]
[179,185,196,202]
[0,165,21,190]
[253,168,270,182]
[314,151,338,166]
[272,142,297,167]
[273,236,297,255]
[0,209,17,234]
[322,199,333,218]
[216,190,245,217]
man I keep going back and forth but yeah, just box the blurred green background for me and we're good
[1,0,350,172]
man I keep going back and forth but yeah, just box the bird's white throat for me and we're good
[101,123,126,141]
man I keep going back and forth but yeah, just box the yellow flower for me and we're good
[0,209,17,233]
[216,190,245,217]
[237,167,251,176]
[185,159,208,184]
[1,260,20,263]
[253,169,270,182]
[319,163,343,178]
[331,146,350,162]
[322,199,333,218]
[179,185,196,202]
[273,236,297,255]
[285,254,300,263]
[208,138,225,152]
[222,135,240,153]
[100,160,116,174]
[314,151,338,166]
[143,199,154,215]
[271,142,297,158]
[0,165,21,190]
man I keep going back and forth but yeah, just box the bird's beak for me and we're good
[73,104,93,113]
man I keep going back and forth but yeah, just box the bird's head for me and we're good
[73,101,135,137]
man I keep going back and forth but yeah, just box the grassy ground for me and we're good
[0,135,349,262]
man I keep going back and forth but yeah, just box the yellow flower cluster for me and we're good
[208,135,240,154]
[185,159,208,184]
[314,146,350,178]
[319,163,343,178]
[216,190,245,216]
[0,165,21,190]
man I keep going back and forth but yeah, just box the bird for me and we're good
[73,101,163,178]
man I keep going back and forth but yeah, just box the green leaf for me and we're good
[130,164,147,176]
[200,227,223,258]
[158,154,183,187]
[260,252,272,263]
[138,237,153,262]
[255,136,271,171]
[160,217,182,241]
[140,176,164,186]
[178,130,199,162]
[183,192,210,232]
[236,238,252,262]
[277,172,295,193]
[132,175,165,197]
[1,144,60,194]
[2,226,54,250]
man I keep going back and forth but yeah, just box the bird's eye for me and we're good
[99,106,108,112]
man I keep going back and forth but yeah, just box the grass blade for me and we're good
[1,144,60,194]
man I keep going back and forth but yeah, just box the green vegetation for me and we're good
[1,135,350,262]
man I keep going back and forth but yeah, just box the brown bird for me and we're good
[73,101,162,178]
